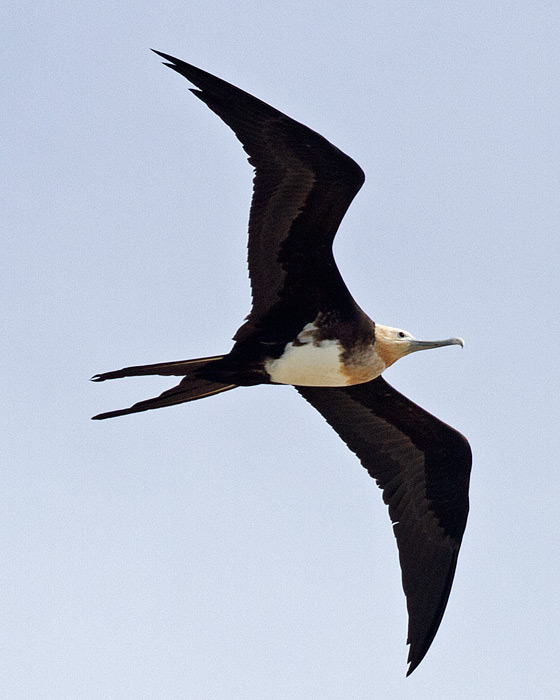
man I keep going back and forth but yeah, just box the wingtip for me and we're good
[404,616,441,676]
[405,643,429,676]
[404,625,437,676]
[151,49,181,69]
[151,48,170,60]
[405,657,421,677]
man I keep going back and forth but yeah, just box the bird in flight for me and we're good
[93,50,472,675]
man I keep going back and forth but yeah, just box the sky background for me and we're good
[3,1,560,698]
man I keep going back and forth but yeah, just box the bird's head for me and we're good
[374,324,464,368]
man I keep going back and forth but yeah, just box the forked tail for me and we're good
[91,355,236,420]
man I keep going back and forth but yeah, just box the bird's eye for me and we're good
[398,331,406,338]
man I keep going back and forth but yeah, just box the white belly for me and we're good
[265,339,351,387]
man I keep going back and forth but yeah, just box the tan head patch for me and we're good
[373,325,411,368]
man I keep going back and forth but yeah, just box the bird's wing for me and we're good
[296,377,472,674]
[153,51,365,340]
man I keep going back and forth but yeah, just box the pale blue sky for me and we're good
[2,1,559,698]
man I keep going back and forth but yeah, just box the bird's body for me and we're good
[93,51,471,675]
[264,319,380,387]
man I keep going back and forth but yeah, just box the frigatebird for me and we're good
[92,51,472,675]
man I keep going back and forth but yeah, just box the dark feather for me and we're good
[297,377,472,674]
[152,51,365,341]
[91,355,235,420]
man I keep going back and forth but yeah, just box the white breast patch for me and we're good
[265,325,350,387]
